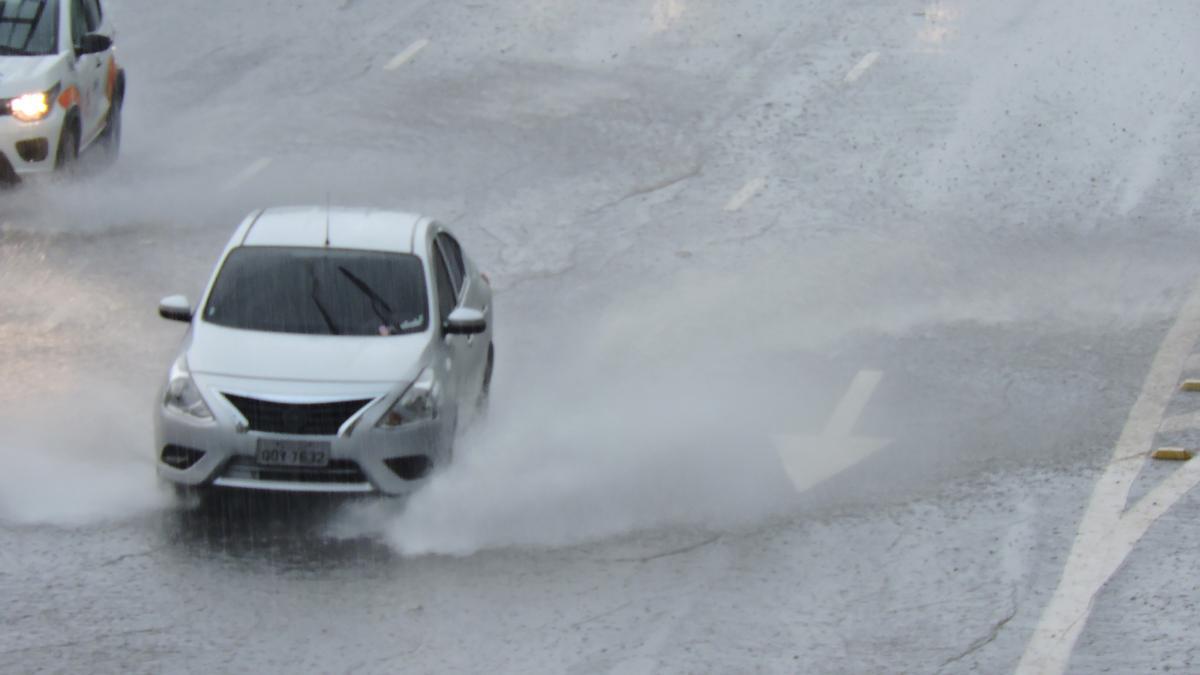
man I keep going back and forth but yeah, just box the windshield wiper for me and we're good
[0,45,31,56]
[337,266,396,328]
[310,276,342,335]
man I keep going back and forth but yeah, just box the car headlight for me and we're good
[9,87,54,123]
[377,368,438,428]
[163,356,214,420]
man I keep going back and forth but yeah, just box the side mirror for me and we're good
[76,33,112,56]
[159,295,193,322]
[444,307,486,335]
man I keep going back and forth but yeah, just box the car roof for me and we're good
[239,206,426,255]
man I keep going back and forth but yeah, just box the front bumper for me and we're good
[0,106,64,177]
[154,399,454,497]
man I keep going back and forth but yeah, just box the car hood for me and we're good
[0,55,63,96]
[186,322,431,384]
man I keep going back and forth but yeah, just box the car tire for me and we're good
[54,122,79,172]
[98,96,122,163]
[476,344,494,417]
[0,159,17,188]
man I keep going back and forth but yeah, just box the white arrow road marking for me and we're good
[385,38,430,71]
[844,51,880,83]
[221,157,272,192]
[1018,277,1200,675]
[774,370,890,493]
[723,176,766,212]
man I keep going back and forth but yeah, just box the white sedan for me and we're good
[154,206,494,496]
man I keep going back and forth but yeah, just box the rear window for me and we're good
[0,0,58,56]
[203,247,429,337]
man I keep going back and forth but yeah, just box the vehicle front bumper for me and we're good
[0,106,65,177]
[154,402,454,497]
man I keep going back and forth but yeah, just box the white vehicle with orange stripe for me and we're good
[0,0,123,181]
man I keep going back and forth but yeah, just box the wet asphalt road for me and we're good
[4,0,1200,672]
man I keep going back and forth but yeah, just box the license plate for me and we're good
[255,439,330,467]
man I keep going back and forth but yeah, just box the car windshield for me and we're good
[203,247,429,337]
[0,0,57,56]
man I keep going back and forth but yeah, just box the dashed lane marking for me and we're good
[221,157,272,192]
[723,176,766,212]
[385,38,430,71]
[844,51,880,83]
[1017,276,1200,675]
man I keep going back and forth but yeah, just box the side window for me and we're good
[82,0,102,31]
[435,233,464,296]
[69,0,87,48]
[444,234,466,279]
[433,247,456,327]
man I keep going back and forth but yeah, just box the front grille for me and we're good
[223,394,371,436]
[222,457,369,484]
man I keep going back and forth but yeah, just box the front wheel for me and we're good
[54,123,78,172]
[98,97,122,163]
[476,344,494,417]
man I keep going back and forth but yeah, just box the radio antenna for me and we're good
[324,193,331,247]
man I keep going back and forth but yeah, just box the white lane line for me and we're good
[844,51,880,83]
[774,370,891,493]
[221,157,272,192]
[1017,277,1200,675]
[384,38,430,71]
[722,176,766,212]
[1123,454,1200,526]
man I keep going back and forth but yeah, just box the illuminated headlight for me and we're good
[163,356,214,420]
[377,368,438,428]
[10,90,51,123]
